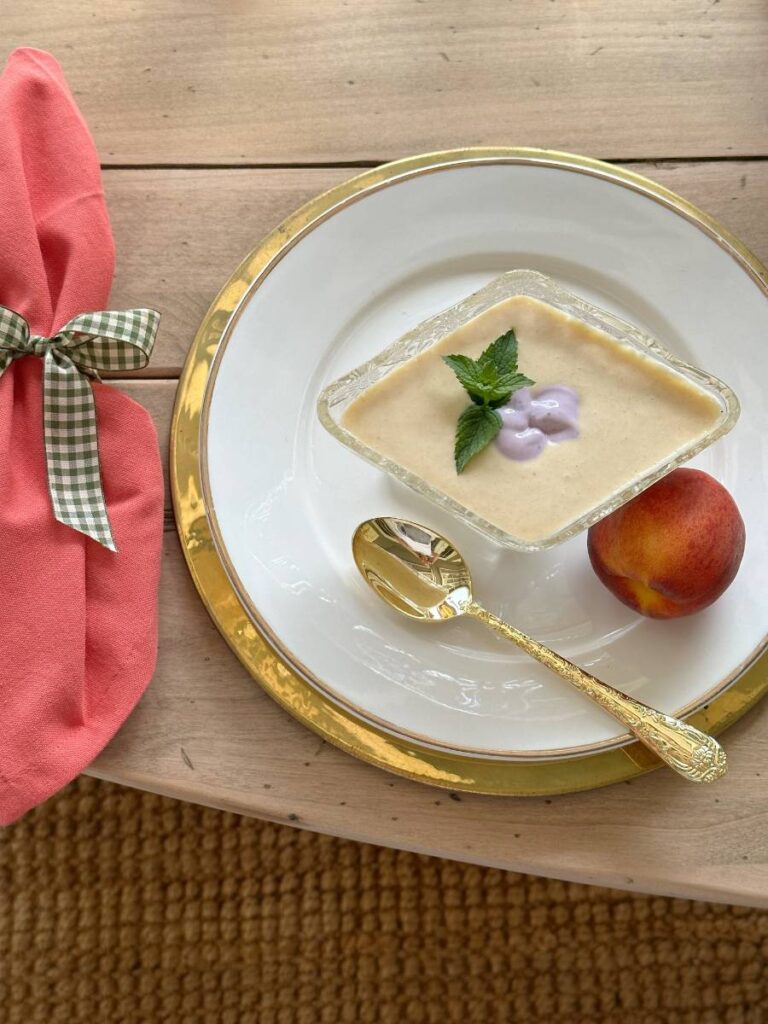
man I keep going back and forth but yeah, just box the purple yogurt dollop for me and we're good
[498,405,529,431]
[495,385,579,462]
[509,387,533,413]
[496,425,548,461]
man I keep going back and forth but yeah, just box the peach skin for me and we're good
[587,468,745,618]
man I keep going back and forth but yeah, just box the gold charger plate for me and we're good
[171,147,768,796]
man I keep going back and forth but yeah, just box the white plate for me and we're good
[203,154,768,760]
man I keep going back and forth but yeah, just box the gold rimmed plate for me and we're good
[172,148,768,794]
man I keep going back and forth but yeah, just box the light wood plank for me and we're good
[4,0,768,163]
[105,169,349,371]
[105,162,768,370]
[115,380,174,514]
[96,379,768,907]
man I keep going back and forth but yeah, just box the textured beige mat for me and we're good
[0,776,766,1024]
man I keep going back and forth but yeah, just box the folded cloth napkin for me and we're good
[0,48,164,822]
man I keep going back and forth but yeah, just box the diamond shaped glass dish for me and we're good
[317,270,740,553]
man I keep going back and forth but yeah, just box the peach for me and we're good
[587,468,745,618]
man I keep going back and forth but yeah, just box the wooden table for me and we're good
[7,1,768,907]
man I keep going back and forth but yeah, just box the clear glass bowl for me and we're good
[317,270,740,552]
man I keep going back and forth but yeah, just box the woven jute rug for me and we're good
[1,776,766,1024]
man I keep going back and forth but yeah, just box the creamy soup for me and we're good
[342,296,722,543]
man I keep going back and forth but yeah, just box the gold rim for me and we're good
[171,147,768,796]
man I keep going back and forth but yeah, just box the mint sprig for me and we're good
[442,329,534,473]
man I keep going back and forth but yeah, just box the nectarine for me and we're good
[587,468,745,618]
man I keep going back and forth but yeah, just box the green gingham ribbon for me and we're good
[0,306,160,552]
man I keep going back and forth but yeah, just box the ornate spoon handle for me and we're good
[468,603,727,783]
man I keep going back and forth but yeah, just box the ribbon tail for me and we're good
[42,350,117,552]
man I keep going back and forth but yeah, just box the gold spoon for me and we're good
[352,516,727,784]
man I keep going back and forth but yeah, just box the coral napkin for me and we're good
[0,48,164,822]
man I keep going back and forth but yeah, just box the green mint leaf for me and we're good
[487,371,535,407]
[454,404,502,473]
[444,329,524,406]
[443,351,522,405]
[442,354,487,399]
[478,329,518,375]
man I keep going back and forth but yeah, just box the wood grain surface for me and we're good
[5,0,768,904]
[104,162,768,370]
[5,0,768,163]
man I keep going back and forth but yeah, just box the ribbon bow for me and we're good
[0,306,160,551]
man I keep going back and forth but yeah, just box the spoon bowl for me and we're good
[352,517,473,621]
